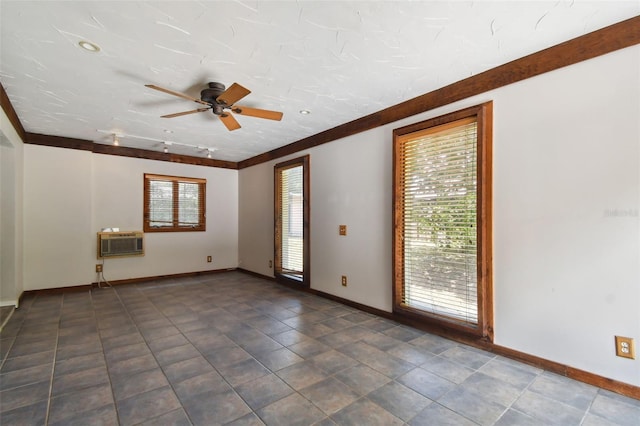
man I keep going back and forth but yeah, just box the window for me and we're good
[143,174,206,232]
[393,102,493,339]
[274,156,309,286]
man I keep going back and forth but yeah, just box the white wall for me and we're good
[309,130,393,311]
[1,141,16,305]
[92,154,238,280]
[23,146,238,289]
[238,163,274,275]
[238,46,640,386]
[492,46,639,387]
[0,108,24,307]
[24,146,94,289]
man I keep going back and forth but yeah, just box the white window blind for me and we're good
[278,165,304,275]
[178,182,201,227]
[398,117,479,324]
[148,180,174,228]
[144,174,206,232]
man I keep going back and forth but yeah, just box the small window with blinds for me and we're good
[143,174,206,232]
[274,156,309,286]
[393,102,493,339]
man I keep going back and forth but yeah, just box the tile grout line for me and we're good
[164,278,341,424]
[43,292,62,426]
[0,311,21,373]
[134,281,203,425]
[0,295,38,372]
[0,294,44,417]
[249,304,413,423]
[0,306,16,333]
[107,282,184,425]
[158,279,275,425]
[134,278,250,422]
[407,348,489,426]
[579,386,609,425]
[90,285,123,426]
[497,362,546,425]
[7,272,634,425]
[246,289,362,422]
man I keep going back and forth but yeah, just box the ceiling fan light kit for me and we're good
[146,81,283,131]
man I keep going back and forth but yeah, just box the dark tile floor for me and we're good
[0,306,13,328]
[0,271,638,425]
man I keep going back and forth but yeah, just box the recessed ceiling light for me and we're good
[163,129,173,134]
[78,40,100,52]
[299,109,311,115]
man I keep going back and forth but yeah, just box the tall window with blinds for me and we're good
[393,103,493,338]
[143,174,206,232]
[274,156,309,286]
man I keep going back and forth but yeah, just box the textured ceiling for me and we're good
[1,1,638,162]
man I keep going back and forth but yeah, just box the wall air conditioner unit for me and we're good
[97,231,144,259]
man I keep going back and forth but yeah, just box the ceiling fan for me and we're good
[145,82,283,131]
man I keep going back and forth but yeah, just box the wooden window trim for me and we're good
[274,155,310,287]
[143,173,206,233]
[392,102,493,340]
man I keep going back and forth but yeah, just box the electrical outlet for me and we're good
[95,264,103,273]
[207,256,212,263]
[341,275,347,286]
[339,225,347,236]
[615,336,635,359]
[269,260,273,268]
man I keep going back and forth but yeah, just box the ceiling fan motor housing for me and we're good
[200,82,226,104]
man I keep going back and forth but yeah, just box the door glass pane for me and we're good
[280,165,303,274]
[402,120,479,324]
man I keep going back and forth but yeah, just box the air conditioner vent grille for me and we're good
[97,232,144,258]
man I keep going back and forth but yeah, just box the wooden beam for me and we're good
[24,132,238,169]
[0,83,27,142]
[4,16,639,169]
[238,15,640,169]
[26,132,93,151]
[91,142,238,169]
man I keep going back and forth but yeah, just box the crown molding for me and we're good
[2,16,638,169]
[24,132,238,169]
[0,83,27,142]
[238,15,640,169]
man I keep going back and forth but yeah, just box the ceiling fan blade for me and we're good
[232,106,283,121]
[216,83,251,106]
[145,84,210,106]
[219,113,241,131]
[161,108,210,118]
